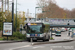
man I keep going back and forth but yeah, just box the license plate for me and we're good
[33,38,37,40]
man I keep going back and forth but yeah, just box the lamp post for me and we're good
[35,6,44,21]
[35,6,50,20]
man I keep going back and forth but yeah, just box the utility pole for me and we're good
[2,0,3,12]
[7,0,9,14]
[12,0,14,35]
[5,0,6,12]
[35,7,36,21]
[5,0,7,21]
[26,9,29,21]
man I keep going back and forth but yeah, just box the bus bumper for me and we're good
[26,37,44,40]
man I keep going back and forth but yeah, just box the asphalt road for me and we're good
[13,41,75,50]
[0,31,74,50]
[52,31,72,41]
[0,42,31,50]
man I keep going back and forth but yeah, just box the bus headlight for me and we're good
[26,34,30,37]
[40,34,43,37]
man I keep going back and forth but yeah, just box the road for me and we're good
[0,31,74,50]
[52,31,72,41]
[0,42,31,50]
[13,41,75,50]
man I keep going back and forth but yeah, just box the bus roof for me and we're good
[25,21,43,23]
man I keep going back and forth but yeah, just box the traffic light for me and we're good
[67,23,69,25]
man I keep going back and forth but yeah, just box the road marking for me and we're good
[33,46,44,49]
[31,43,34,45]
[51,48,53,50]
[9,45,31,50]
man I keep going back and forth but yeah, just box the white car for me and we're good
[67,28,70,31]
[61,28,66,32]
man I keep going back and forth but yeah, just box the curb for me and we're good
[33,39,74,45]
[0,40,27,44]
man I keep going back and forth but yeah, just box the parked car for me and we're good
[65,28,67,31]
[67,28,70,31]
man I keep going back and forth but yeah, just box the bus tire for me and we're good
[27,39,30,42]
[28,40,30,42]
[46,39,49,41]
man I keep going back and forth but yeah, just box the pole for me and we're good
[50,28,52,39]
[15,0,17,32]
[5,0,6,18]
[5,0,6,11]
[2,0,3,12]
[35,7,36,21]
[7,36,8,41]
[7,0,9,14]
[1,0,3,30]
[31,38,33,45]
[12,0,14,34]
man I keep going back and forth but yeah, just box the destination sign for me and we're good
[28,23,37,25]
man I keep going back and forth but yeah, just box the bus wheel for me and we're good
[28,40,30,42]
[46,39,49,41]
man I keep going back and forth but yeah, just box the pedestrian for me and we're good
[68,28,70,36]
[71,29,75,38]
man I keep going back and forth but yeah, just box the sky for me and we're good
[14,0,37,18]
[55,0,75,10]
[1,0,75,18]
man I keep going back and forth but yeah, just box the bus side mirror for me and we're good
[23,23,27,29]
[23,26,25,29]
[23,26,27,30]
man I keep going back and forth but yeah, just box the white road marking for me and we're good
[51,48,53,50]
[31,43,34,45]
[9,45,31,50]
[33,46,44,49]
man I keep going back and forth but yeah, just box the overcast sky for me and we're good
[1,0,75,18]
[55,0,75,10]
[14,0,37,18]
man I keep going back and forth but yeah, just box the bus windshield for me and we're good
[27,25,42,33]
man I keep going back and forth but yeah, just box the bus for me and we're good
[55,29,61,36]
[23,21,50,42]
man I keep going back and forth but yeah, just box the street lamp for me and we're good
[35,6,50,21]
[35,6,44,21]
